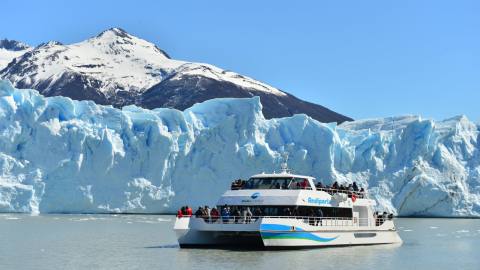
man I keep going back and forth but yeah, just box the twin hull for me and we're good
[174,217,402,248]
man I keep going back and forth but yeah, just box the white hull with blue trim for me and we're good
[175,216,402,248]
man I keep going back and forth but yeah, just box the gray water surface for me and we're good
[0,214,479,270]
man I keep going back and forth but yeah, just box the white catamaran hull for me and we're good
[174,217,402,248]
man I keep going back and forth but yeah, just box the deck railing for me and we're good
[315,188,366,199]
[184,215,391,227]
[230,184,366,198]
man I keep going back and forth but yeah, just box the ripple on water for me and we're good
[4,216,21,220]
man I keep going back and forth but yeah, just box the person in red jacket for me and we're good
[186,206,193,216]
[210,207,220,222]
[177,209,183,218]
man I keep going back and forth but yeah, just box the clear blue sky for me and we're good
[1,0,479,121]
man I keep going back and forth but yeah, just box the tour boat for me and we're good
[174,159,402,249]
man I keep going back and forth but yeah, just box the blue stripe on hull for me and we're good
[260,224,338,242]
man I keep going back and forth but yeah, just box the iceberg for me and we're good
[0,80,479,216]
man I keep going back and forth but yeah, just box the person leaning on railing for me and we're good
[210,207,220,222]
[221,205,230,223]
[202,205,210,221]
[243,207,253,223]
[194,207,203,218]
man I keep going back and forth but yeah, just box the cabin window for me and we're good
[242,177,313,190]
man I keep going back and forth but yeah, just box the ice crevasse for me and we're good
[0,80,479,216]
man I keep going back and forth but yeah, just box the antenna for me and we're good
[280,152,290,173]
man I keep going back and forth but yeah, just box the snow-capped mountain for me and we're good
[0,81,479,216]
[0,39,31,70]
[0,28,352,123]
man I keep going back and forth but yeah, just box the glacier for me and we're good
[0,80,479,217]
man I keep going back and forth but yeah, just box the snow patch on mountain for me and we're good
[0,39,31,70]
[0,81,478,216]
[1,28,285,98]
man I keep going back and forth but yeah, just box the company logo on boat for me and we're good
[241,192,263,203]
[307,197,331,205]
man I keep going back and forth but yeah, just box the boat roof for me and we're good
[250,172,316,180]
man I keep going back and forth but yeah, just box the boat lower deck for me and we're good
[174,216,402,248]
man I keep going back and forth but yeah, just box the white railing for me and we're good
[179,215,391,227]
[315,188,366,198]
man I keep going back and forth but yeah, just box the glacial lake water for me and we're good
[0,214,479,270]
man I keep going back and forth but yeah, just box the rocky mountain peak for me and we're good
[0,39,31,51]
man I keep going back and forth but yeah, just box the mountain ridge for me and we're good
[0,28,352,123]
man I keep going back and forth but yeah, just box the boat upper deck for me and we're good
[230,173,367,201]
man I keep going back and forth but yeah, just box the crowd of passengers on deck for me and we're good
[177,205,257,223]
[231,179,366,198]
[176,204,394,226]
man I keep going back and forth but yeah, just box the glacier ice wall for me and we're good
[0,80,479,216]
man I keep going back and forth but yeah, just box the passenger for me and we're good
[254,207,263,217]
[210,207,220,222]
[275,182,281,189]
[332,181,339,189]
[316,181,324,189]
[292,207,299,217]
[381,211,388,225]
[181,206,186,215]
[233,207,241,223]
[231,179,242,190]
[186,205,193,216]
[243,207,253,223]
[316,208,324,226]
[308,209,315,226]
[221,206,230,223]
[177,209,183,218]
[348,184,354,192]
[195,207,203,218]
[323,184,331,194]
[300,179,308,189]
[203,205,211,221]
[283,207,292,217]
[352,182,359,192]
